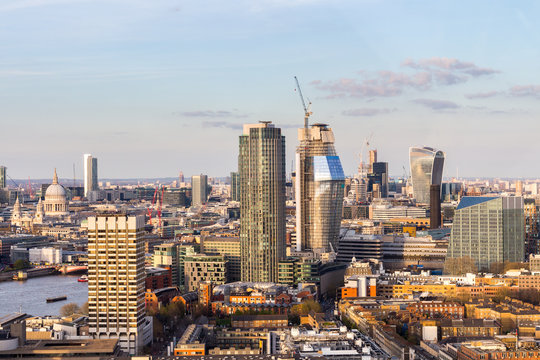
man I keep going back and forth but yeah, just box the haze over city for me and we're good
[1,0,540,179]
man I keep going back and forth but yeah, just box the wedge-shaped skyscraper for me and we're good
[409,146,445,205]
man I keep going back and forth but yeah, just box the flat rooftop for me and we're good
[0,338,119,357]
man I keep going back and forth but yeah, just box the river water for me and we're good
[0,275,88,317]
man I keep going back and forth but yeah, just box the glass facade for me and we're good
[239,123,286,283]
[230,171,240,201]
[409,146,445,205]
[0,166,5,188]
[296,125,345,253]
[447,196,525,271]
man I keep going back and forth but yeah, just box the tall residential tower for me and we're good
[84,154,99,197]
[239,122,286,282]
[295,123,345,253]
[88,214,151,355]
[409,146,445,205]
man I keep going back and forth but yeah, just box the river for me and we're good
[0,275,88,317]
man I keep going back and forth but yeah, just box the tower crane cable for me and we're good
[294,76,312,129]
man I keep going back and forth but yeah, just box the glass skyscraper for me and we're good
[0,166,6,188]
[239,122,286,282]
[230,171,240,201]
[409,146,445,205]
[447,196,525,271]
[296,124,345,253]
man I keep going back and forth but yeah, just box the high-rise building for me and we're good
[87,214,150,355]
[179,171,184,184]
[239,122,286,282]
[430,184,441,229]
[368,150,377,173]
[524,199,539,256]
[295,123,345,253]
[191,174,208,206]
[178,244,198,290]
[409,146,445,205]
[201,236,241,282]
[516,180,523,196]
[0,166,6,188]
[153,243,180,287]
[230,172,240,202]
[84,154,99,197]
[184,254,227,292]
[368,162,388,198]
[447,196,525,271]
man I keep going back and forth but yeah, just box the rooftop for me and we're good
[0,338,119,356]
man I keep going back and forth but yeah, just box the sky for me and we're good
[1,0,540,180]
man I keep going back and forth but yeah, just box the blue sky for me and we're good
[1,0,540,179]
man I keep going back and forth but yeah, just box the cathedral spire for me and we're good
[53,168,58,185]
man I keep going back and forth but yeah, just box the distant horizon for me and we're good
[9,175,540,185]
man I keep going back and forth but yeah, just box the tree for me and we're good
[444,257,478,275]
[60,303,81,317]
[80,301,89,315]
[489,261,529,275]
[489,262,504,274]
[167,301,185,317]
[13,259,29,270]
[291,299,322,316]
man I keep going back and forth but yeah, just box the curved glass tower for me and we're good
[296,124,345,253]
[409,146,445,205]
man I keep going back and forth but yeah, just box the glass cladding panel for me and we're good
[313,156,345,181]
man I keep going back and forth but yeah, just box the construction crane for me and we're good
[158,187,164,230]
[358,133,374,176]
[402,166,409,181]
[146,185,164,233]
[146,187,159,226]
[27,177,34,200]
[294,76,312,129]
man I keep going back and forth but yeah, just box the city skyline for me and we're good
[2,1,540,179]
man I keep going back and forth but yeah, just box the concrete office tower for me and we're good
[447,196,525,272]
[0,166,5,188]
[296,123,345,253]
[88,214,149,355]
[179,171,184,184]
[230,172,240,201]
[239,122,286,282]
[430,184,441,229]
[409,146,445,205]
[191,174,208,206]
[83,154,98,197]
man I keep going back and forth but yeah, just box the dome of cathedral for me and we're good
[43,169,69,216]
